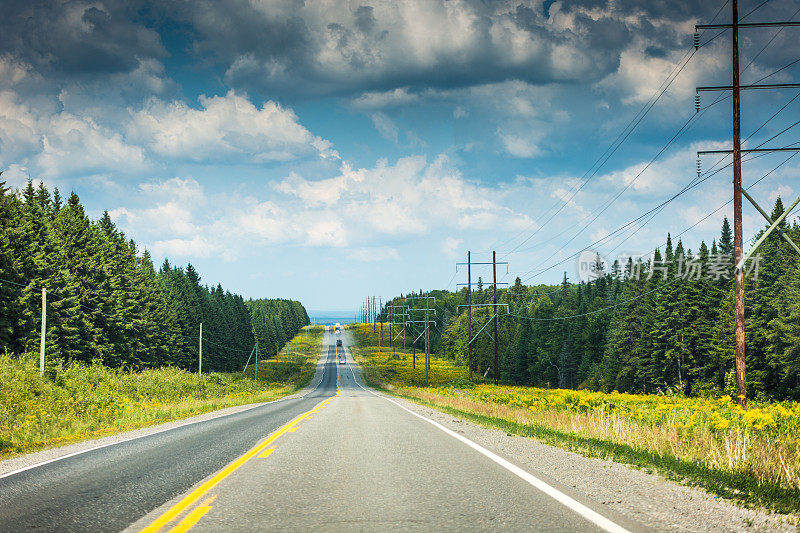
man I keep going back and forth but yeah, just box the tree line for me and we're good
[379,199,800,401]
[0,179,309,372]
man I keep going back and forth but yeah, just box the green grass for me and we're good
[0,325,324,458]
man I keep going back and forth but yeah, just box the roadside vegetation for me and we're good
[0,326,323,458]
[349,323,800,517]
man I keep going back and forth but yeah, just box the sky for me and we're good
[2,0,800,313]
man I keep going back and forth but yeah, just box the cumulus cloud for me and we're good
[351,87,420,109]
[0,89,146,178]
[110,154,532,261]
[128,91,336,163]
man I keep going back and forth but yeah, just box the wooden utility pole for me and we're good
[425,291,430,387]
[731,0,747,407]
[696,5,800,407]
[467,251,472,380]
[198,322,203,375]
[40,288,46,375]
[411,292,416,369]
[492,251,499,385]
[457,252,508,382]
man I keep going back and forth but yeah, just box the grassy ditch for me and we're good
[348,323,800,517]
[0,325,324,458]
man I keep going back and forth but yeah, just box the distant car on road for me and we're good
[336,339,342,347]
[338,357,346,365]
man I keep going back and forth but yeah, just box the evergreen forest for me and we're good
[0,180,309,372]
[380,199,800,401]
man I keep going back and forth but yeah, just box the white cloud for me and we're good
[442,237,463,258]
[128,90,336,163]
[498,130,541,158]
[0,89,147,178]
[0,56,35,88]
[110,154,532,262]
[139,177,205,202]
[601,41,726,107]
[150,235,219,259]
[369,112,399,142]
[38,112,147,177]
[768,184,794,204]
[351,87,419,109]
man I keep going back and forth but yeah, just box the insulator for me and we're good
[694,33,700,50]
[696,158,702,177]
[695,93,701,113]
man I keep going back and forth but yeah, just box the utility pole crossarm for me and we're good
[698,147,800,155]
[697,22,800,30]
[696,84,800,91]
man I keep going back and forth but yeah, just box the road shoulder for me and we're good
[0,343,330,478]
[388,394,796,533]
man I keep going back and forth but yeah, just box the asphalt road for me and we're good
[129,330,642,533]
[2,329,642,532]
[0,333,338,533]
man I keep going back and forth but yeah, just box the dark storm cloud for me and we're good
[8,0,785,99]
[0,0,165,75]
[150,0,652,98]
[556,0,719,21]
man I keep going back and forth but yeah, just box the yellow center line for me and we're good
[140,373,340,533]
[257,446,276,459]
[167,496,217,533]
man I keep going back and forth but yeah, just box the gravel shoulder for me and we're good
[389,394,797,532]
[0,348,328,478]
[342,338,796,533]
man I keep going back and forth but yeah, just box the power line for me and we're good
[515,25,800,266]
[506,150,799,321]
[493,1,732,256]
[519,141,800,283]
[501,4,798,271]
[508,277,682,322]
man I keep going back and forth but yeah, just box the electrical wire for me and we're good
[507,149,800,321]
[519,141,800,283]
[492,0,732,256]
[502,3,799,274]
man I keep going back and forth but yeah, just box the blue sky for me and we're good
[2,0,799,312]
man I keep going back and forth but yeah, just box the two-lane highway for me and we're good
[129,331,641,533]
[0,331,340,533]
[2,329,642,532]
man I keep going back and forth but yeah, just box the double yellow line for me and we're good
[141,386,340,532]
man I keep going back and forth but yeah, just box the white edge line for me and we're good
[346,361,630,533]
[0,341,334,481]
